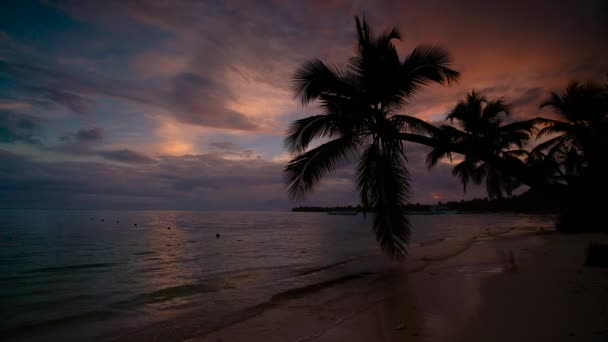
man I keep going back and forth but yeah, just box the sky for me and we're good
[1,0,607,210]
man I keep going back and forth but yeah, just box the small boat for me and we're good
[327,211,358,215]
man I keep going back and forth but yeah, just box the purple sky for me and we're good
[1,0,607,209]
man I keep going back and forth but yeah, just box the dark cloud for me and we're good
[74,127,103,142]
[209,141,238,151]
[0,150,289,209]
[54,130,155,165]
[97,149,155,164]
[28,86,92,115]
[54,127,104,154]
[0,110,43,144]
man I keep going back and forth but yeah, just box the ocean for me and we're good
[0,210,555,341]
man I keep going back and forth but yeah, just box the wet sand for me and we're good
[191,230,608,342]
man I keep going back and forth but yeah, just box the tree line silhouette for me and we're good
[284,16,608,258]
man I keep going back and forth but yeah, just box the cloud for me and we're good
[0,58,261,130]
[53,128,156,165]
[208,141,238,151]
[27,85,92,115]
[0,149,289,209]
[61,127,104,142]
[0,110,43,144]
[0,59,156,120]
[511,87,545,108]
[169,72,258,129]
[52,127,104,154]
[97,149,155,164]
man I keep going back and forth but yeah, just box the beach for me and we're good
[191,230,608,342]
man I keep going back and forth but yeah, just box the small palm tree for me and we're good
[426,92,535,198]
[284,16,459,258]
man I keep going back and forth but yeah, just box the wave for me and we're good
[111,280,234,308]
[271,272,373,302]
[133,251,156,256]
[196,271,374,339]
[292,259,356,276]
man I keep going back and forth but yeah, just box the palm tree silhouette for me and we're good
[426,91,535,198]
[533,82,608,177]
[533,82,608,231]
[284,16,459,258]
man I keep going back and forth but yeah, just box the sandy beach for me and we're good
[187,229,608,342]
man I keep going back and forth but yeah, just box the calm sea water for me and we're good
[0,210,555,341]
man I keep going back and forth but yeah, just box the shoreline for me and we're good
[181,230,608,342]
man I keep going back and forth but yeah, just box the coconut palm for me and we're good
[284,16,459,258]
[533,82,608,178]
[426,91,536,198]
[533,82,608,231]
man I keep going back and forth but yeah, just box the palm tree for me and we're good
[533,82,608,177]
[533,82,608,231]
[284,16,459,258]
[426,91,535,198]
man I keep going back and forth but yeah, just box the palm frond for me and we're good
[503,149,529,158]
[452,160,476,192]
[471,162,488,185]
[485,167,505,199]
[355,15,374,47]
[284,115,339,154]
[284,136,358,201]
[500,119,537,135]
[447,91,486,131]
[540,91,565,111]
[482,98,510,121]
[390,114,438,136]
[426,148,452,169]
[292,59,347,105]
[356,142,411,258]
[500,129,532,149]
[531,135,566,156]
[536,121,572,138]
[425,125,467,168]
[529,117,561,126]
[379,27,402,44]
[401,45,460,96]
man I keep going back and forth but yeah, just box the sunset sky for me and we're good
[1,0,607,209]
